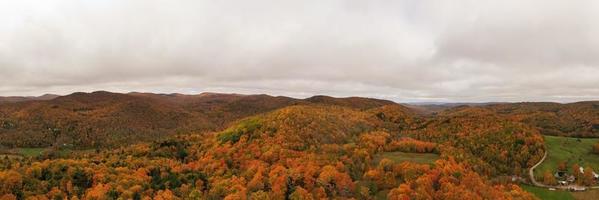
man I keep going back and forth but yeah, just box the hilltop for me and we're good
[0,94,59,103]
[485,102,599,137]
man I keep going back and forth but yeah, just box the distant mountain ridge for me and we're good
[0,94,59,103]
[0,91,398,148]
[1,91,598,149]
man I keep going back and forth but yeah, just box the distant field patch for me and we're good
[18,148,46,157]
[570,189,599,200]
[0,154,23,159]
[534,135,599,178]
[520,185,574,200]
[373,151,440,165]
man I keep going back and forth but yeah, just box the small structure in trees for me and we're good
[558,180,567,185]
[554,171,567,178]
[567,175,576,183]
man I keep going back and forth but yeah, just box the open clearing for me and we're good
[570,189,599,200]
[18,148,46,157]
[520,185,575,200]
[0,148,46,158]
[373,151,440,165]
[534,136,599,178]
[521,184,599,200]
[1,148,96,158]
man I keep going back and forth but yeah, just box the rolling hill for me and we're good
[485,102,599,137]
[409,101,599,138]
[0,101,539,199]
[0,91,397,148]
[0,94,59,103]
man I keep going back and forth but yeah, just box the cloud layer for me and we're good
[1,0,598,102]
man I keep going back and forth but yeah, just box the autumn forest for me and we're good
[0,92,597,199]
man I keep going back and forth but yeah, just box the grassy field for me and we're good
[373,151,440,165]
[570,190,599,200]
[534,135,599,178]
[18,148,46,157]
[1,147,97,159]
[521,184,599,200]
[520,185,575,200]
[0,154,23,159]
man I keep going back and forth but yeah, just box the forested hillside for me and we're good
[0,92,396,148]
[408,106,545,176]
[411,102,599,137]
[485,102,599,137]
[0,95,544,199]
[6,92,599,199]
[0,94,59,104]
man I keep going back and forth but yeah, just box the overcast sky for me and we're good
[1,0,598,102]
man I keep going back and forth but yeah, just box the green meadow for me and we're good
[534,136,599,178]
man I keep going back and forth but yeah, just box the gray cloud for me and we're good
[0,0,598,102]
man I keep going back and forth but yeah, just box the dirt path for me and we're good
[528,148,589,191]
[529,149,549,187]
